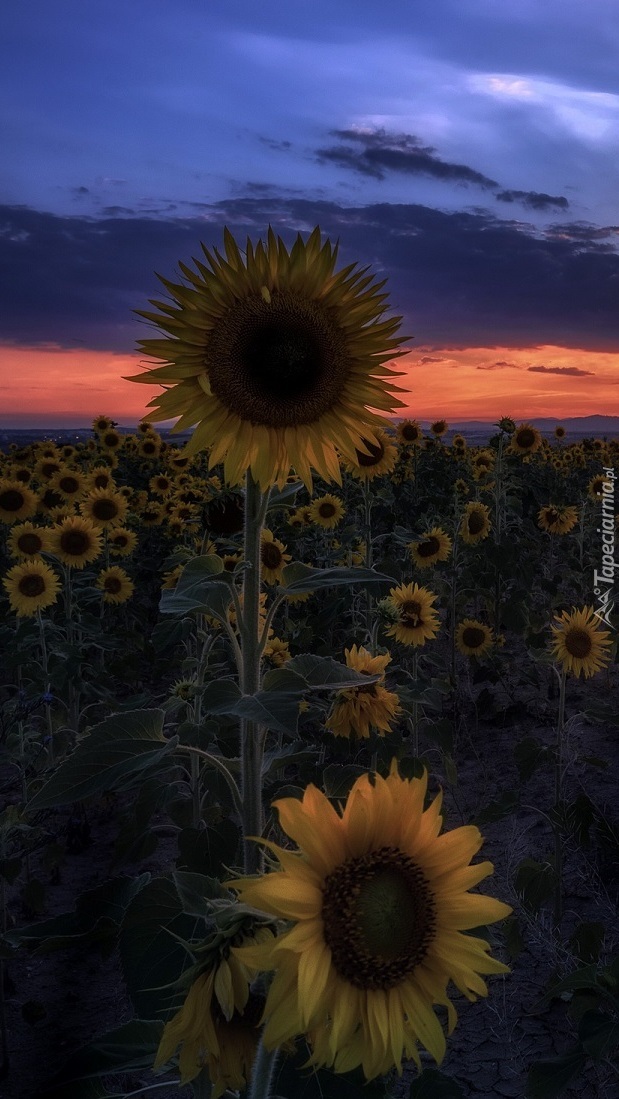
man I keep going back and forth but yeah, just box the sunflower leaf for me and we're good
[280,562,396,594]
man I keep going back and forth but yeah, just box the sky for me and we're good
[1,0,619,427]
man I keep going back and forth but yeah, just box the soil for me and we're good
[2,670,619,1099]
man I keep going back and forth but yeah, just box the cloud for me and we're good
[496,189,568,210]
[477,360,520,370]
[315,127,499,188]
[419,356,444,364]
[527,364,595,375]
[1,196,618,352]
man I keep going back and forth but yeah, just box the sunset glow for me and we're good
[1,342,617,428]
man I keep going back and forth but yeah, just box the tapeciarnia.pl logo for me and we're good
[593,466,616,629]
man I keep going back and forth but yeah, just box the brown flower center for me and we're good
[103,433,119,448]
[0,489,25,512]
[401,600,422,627]
[516,428,535,449]
[60,530,91,555]
[318,502,336,518]
[416,536,440,558]
[401,424,419,441]
[322,846,435,990]
[467,511,485,535]
[356,438,385,467]
[93,473,111,488]
[462,626,486,649]
[262,542,283,569]
[59,476,80,494]
[565,627,592,659]
[104,576,122,593]
[19,573,46,597]
[17,532,42,555]
[92,499,119,521]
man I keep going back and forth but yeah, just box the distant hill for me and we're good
[412,415,619,435]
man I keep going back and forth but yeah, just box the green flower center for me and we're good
[322,846,435,990]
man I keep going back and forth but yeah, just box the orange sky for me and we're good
[0,342,618,426]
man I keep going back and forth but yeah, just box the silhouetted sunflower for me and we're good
[127,226,408,489]
[396,419,423,446]
[343,428,398,480]
[509,423,542,455]
[0,479,38,524]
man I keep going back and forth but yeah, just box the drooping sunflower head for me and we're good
[342,427,398,481]
[456,619,494,658]
[496,416,516,435]
[127,226,410,490]
[409,527,452,569]
[537,504,579,535]
[326,644,401,739]
[3,558,62,617]
[550,606,613,678]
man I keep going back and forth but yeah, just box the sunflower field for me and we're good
[0,228,618,1099]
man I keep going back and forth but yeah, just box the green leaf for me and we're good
[267,480,303,509]
[159,554,233,620]
[282,653,383,691]
[578,1010,619,1059]
[280,562,395,594]
[177,820,240,877]
[474,790,520,827]
[514,857,555,913]
[262,743,320,779]
[322,764,368,799]
[514,737,551,782]
[27,710,174,810]
[526,1050,587,1098]
[533,964,601,1009]
[569,921,605,964]
[408,1068,466,1097]
[172,870,228,917]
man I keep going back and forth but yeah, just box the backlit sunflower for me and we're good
[3,559,61,617]
[409,527,452,569]
[451,433,467,451]
[7,522,51,559]
[0,479,38,524]
[554,425,566,440]
[48,516,103,569]
[139,434,162,459]
[309,493,345,529]
[455,620,493,658]
[396,419,423,446]
[384,582,440,647]
[95,566,135,604]
[229,761,511,1081]
[460,502,492,545]
[550,606,613,678]
[98,428,123,451]
[537,505,579,535]
[127,226,408,490]
[34,458,63,482]
[260,528,291,584]
[79,488,128,529]
[92,415,114,435]
[430,419,448,437]
[342,428,398,481]
[326,645,401,739]
[107,527,138,556]
[509,423,542,456]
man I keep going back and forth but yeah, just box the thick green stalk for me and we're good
[248,1038,279,1099]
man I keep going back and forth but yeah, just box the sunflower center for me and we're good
[321,846,435,990]
[59,476,80,494]
[41,462,61,479]
[0,489,25,512]
[206,291,349,427]
[565,627,593,659]
[546,509,559,524]
[401,425,419,441]
[18,533,42,554]
[262,542,283,569]
[92,499,119,521]
[60,530,90,555]
[356,438,385,467]
[467,512,485,535]
[401,600,422,626]
[516,429,535,448]
[112,534,128,547]
[103,433,119,447]
[417,537,440,558]
[93,474,110,488]
[15,470,30,483]
[319,502,336,517]
[462,626,486,649]
[104,576,122,593]
[19,573,46,597]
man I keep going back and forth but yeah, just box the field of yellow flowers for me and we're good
[1,229,618,1099]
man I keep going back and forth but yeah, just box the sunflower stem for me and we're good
[248,1036,279,1099]
[37,610,55,765]
[553,666,567,927]
[240,472,270,875]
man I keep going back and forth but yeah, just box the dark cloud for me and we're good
[316,128,499,188]
[527,365,595,376]
[496,190,569,211]
[419,356,444,363]
[477,361,520,370]
[0,196,618,352]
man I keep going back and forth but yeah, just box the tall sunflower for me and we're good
[396,419,423,446]
[384,582,440,647]
[455,620,493,658]
[326,645,401,739]
[48,516,103,569]
[430,419,448,437]
[509,423,542,456]
[409,527,452,569]
[550,606,612,678]
[126,226,409,490]
[229,761,511,1081]
[460,502,492,545]
[3,559,61,617]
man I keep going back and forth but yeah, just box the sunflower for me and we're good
[139,434,162,459]
[0,479,38,524]
[154,929,274,1091]
[229,761,511,1081]
[309,493,345,529]
[162,563,184,589]
[260,528,291,584]
[550,606,613,678]
[7,522,51,559]
[409,527,452,569]
[396,419,423,446]
[79,488,128,529]
[384,582,440,647]
[451,433,467,451]
[88,466,116,491]
[496,416,516,434]
[127,226,408,490]
[95,566,135,604]
[149,473,174,496]
[455,620,493,658]
[50,467,88,502]
[509,423,542,456]
[140,502,166,526]
[342,428,398,481]
[3,559,61,617]
[34,458,63,482]
[454,478,470,496]
[587,474,609,501]
[8,464,33,484]
[48,516,103,569]
[92,415,114,434]
[554,425,566,440]
[99,428,123,451]
[326,645,401,739]
[263,637,291,667]
[430,419,448,437]
[287,505,312,530]
[537,505,579,535]
[107,527,138,557]
[460,502,492,545]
